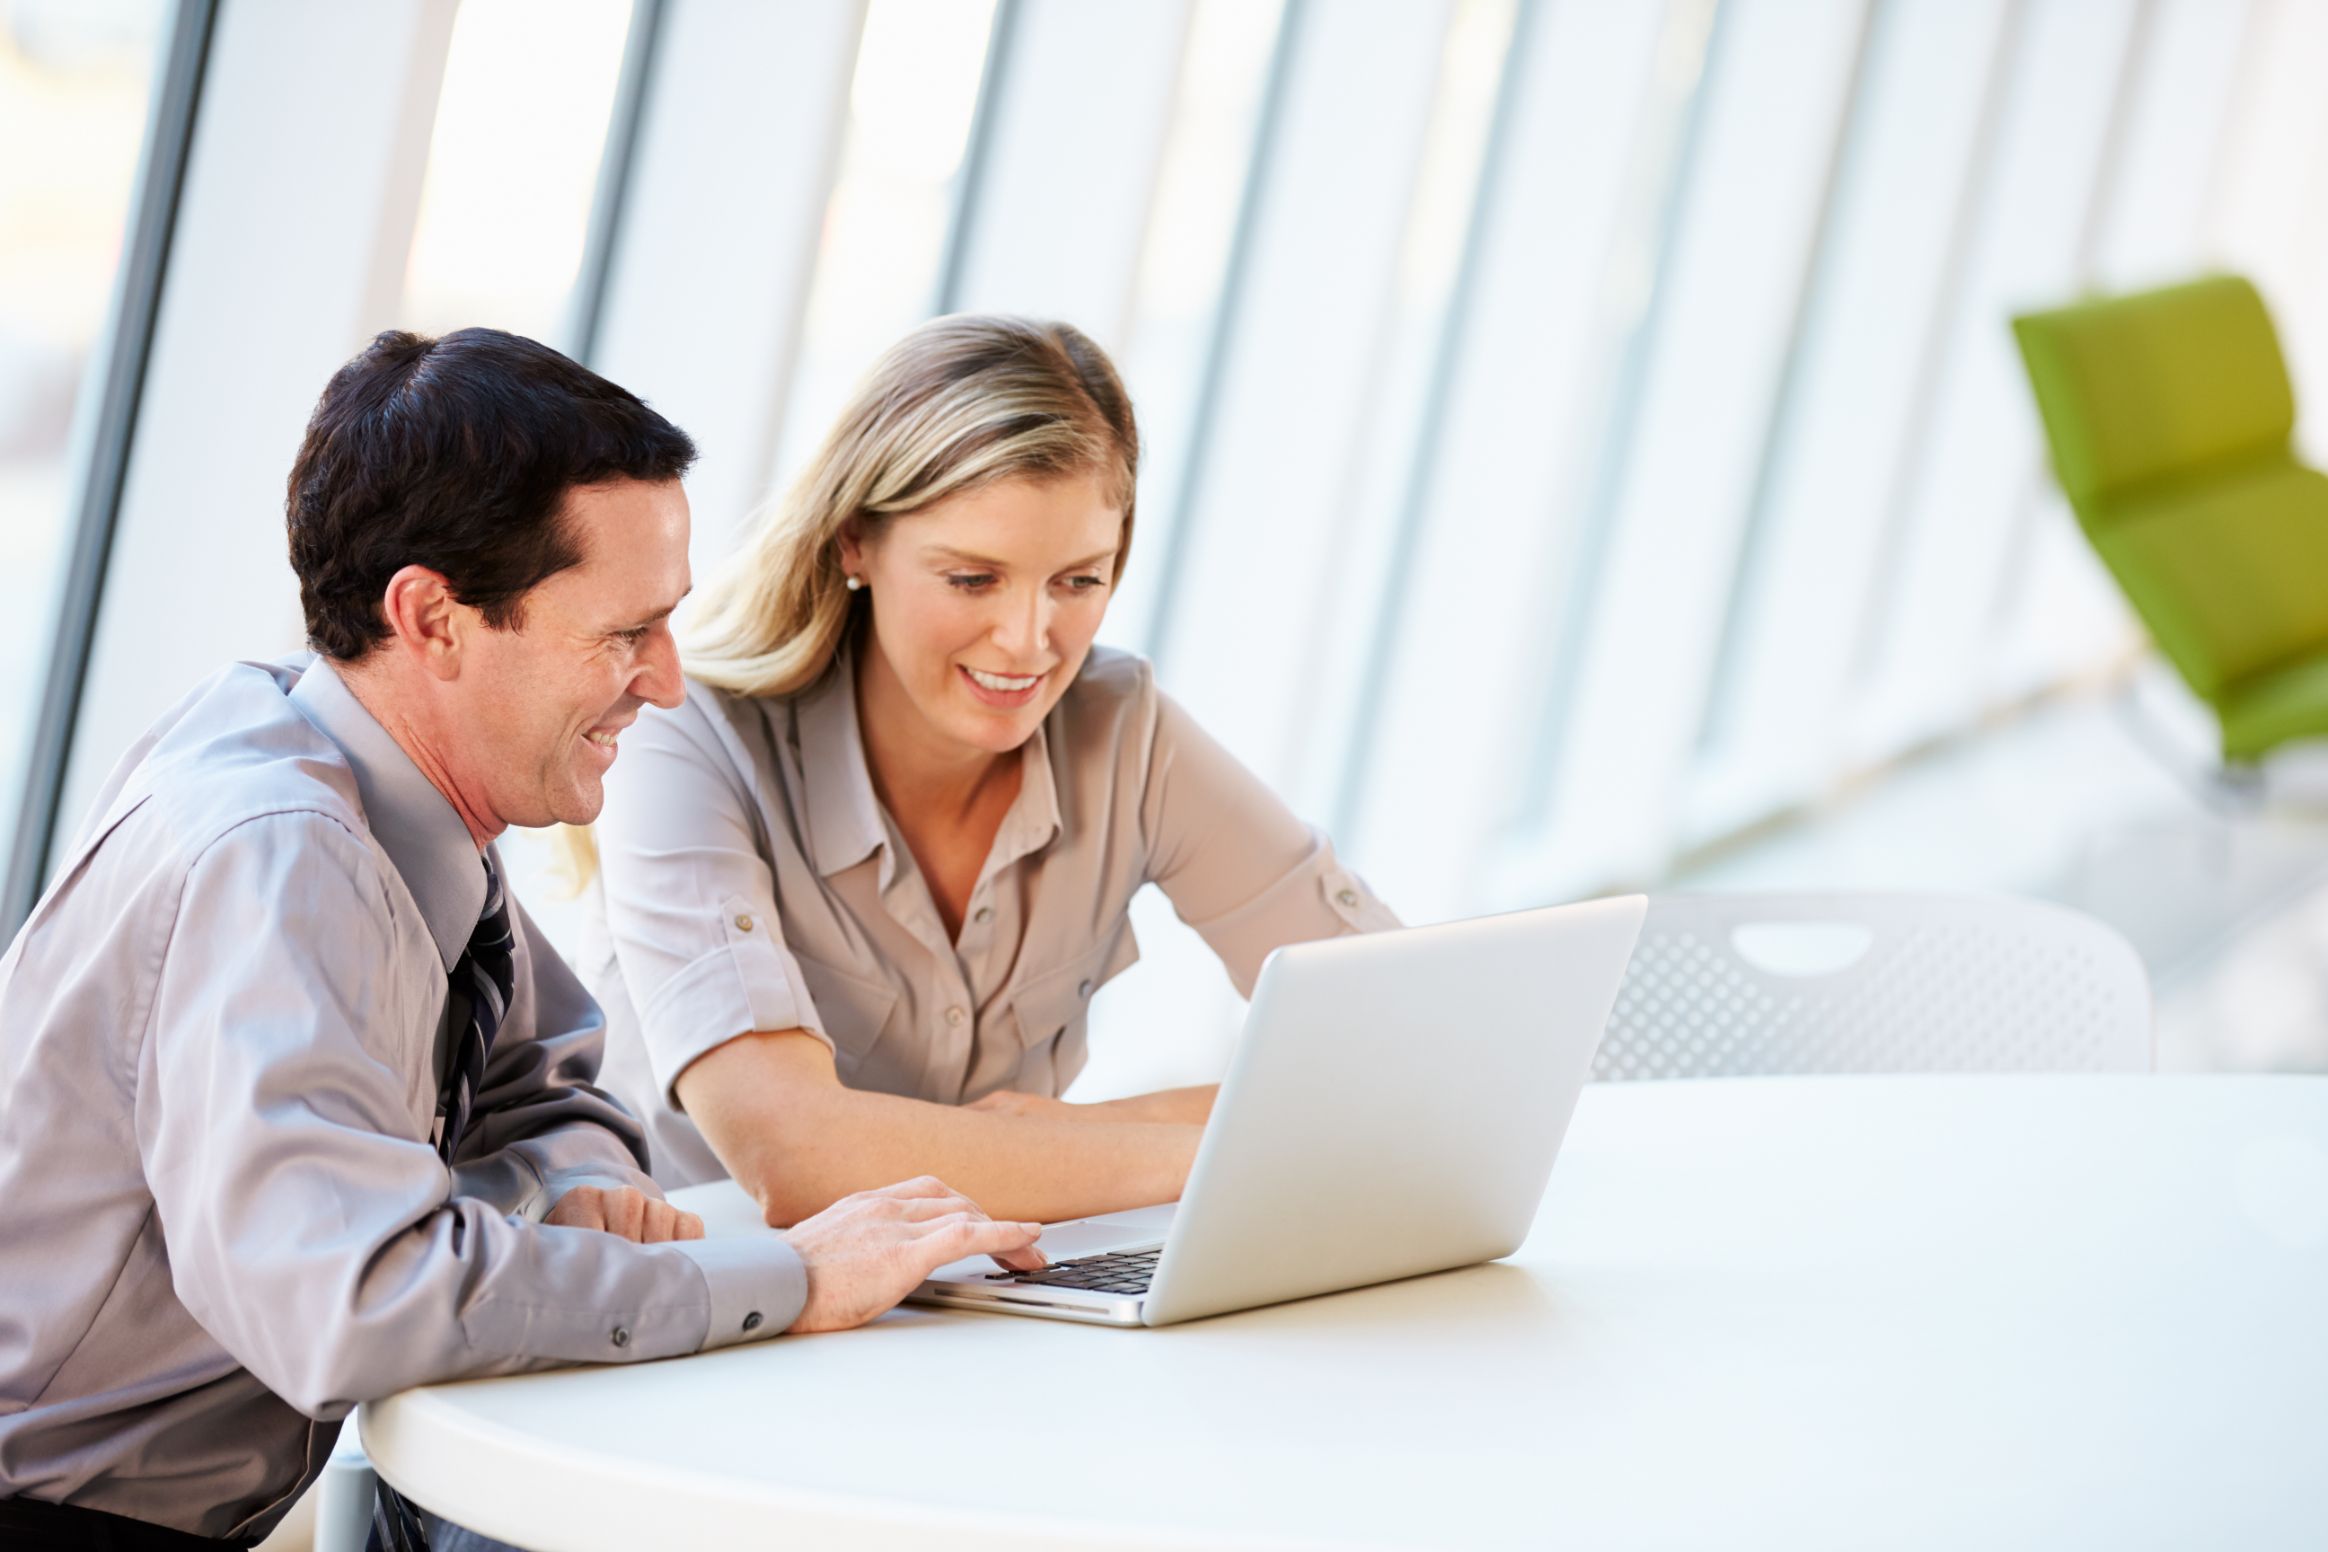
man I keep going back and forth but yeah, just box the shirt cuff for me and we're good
[671,1232,809,1349]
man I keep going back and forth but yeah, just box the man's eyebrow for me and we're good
[926,545,1119,570]
[610,588,689,631]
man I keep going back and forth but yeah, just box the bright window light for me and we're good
[398,0,633,346]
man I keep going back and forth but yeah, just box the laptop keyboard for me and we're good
[986,1245,1160,1295]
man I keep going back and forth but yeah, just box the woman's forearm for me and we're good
[1090,1084,1218,1125]
[739,1083,1201,1227]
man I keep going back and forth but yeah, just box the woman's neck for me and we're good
[854,650,1015,828]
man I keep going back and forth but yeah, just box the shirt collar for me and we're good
[287,655,487,971]
[991,719,1062,873]
[793,647,1064,881]
[795,649,889,881]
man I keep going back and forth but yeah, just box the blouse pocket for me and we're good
[790,951,901,1077]
[1007,923,1142,1073]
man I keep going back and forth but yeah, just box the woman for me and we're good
[581,315,1398,1227]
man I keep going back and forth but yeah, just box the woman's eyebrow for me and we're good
[927,545,1118,569]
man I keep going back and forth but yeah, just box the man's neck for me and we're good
[333,659,499,852]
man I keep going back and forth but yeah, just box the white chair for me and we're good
[1594,893,2153,1080]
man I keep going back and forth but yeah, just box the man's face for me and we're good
[449,477,691,830]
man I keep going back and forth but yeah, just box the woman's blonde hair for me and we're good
[561,313,1139,887]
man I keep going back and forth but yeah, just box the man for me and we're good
[0,329,1044,1549]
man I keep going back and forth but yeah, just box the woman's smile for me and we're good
[959,664,1046,707]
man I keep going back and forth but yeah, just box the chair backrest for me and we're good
[2013,275,2328,701]
[1594,893,2152,1080]
[2013,274,2294,513]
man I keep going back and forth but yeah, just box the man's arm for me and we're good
[137,814,1029,1416]
[449,881,665,1221]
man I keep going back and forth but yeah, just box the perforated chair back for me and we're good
[1594,893,2152,1080]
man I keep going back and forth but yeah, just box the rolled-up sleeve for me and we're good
[593,694,830,1108]
[1139,689,1401,996]
[138,813,808,1418]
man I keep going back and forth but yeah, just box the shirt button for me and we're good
[1335,888,1359,909]
[1078,980,1094,999]
[610,1326,631,1348]
[973,906,993,925]
[742,1311,763,1332]
[734,913,754,933]
[946,1006,966,1026]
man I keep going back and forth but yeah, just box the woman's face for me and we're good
[845,471,1123,763]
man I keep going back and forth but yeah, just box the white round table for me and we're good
[364,1076,2328,1550]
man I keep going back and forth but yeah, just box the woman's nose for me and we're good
[992,588,1050,660]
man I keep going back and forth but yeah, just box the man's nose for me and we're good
[635,620,685,709]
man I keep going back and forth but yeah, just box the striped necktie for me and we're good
[436,859,515,1165]
[375,861,518,1550]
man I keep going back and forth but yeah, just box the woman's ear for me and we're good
[836,522,865,579]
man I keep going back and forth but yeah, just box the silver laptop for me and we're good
[910,895,1647,1327]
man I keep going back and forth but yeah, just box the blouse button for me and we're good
[610,1326,631,1349]
[1335,888,1359,909]
[973,906,994,926]
[1078,979,1094,1000]
[946,1006,966,1027]
[734,913,754,933]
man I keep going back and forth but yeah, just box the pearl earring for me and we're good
[845,575,863,592]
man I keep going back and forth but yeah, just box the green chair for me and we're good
[2012,274,2328,767]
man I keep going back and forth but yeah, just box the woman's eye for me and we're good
[946,573,997,592]
[1063,575,1107,593]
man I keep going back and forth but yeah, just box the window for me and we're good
[0,0,166,882]
[398,0,636,345]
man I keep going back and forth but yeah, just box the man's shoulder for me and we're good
[98,659,375,868]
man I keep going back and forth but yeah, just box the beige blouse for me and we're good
[581,644,1400,1187]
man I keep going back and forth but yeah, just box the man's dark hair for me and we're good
[286,328,697,660]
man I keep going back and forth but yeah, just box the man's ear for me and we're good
[377,565,467,682]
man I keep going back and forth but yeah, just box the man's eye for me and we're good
[946,573,997,592]
[616,627,650,645]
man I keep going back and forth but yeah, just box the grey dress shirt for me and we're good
[585,644,1400,1186]
[0,657,804,1541]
